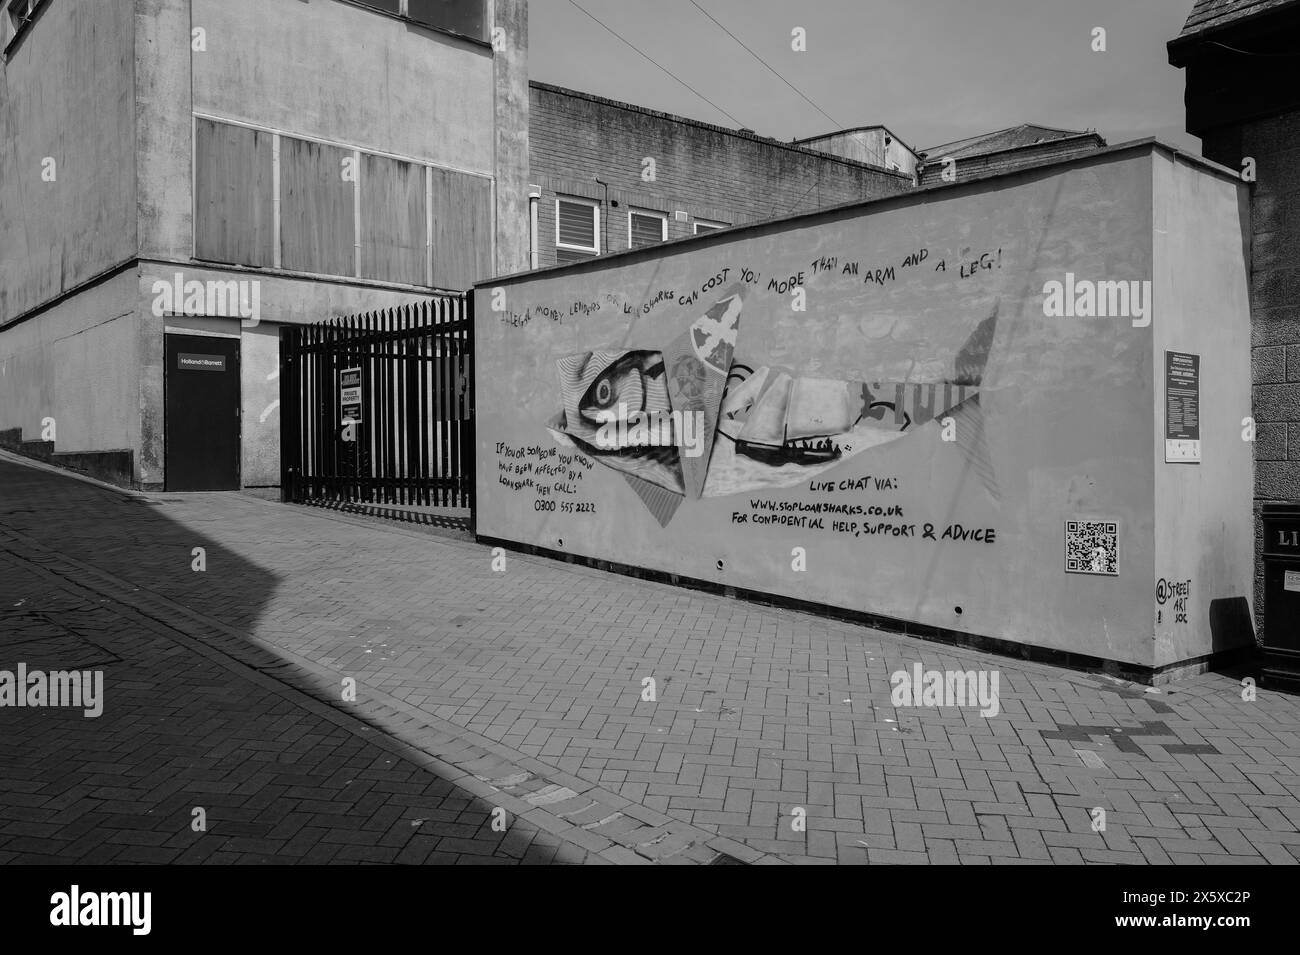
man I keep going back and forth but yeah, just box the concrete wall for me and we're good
[136,264,435,488]
[473,146,1245,671]
[0,0,137,325]
[1150,150,1256,667]
[0,271,142,459]
[191,0,495,176]
[2,0,522,491]
[529,82,913,266]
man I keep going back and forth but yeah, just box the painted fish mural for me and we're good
[549,287,999,526]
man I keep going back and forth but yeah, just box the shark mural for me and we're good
[548,286,999,526]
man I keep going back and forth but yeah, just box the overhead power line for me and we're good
[684,0,898,220]
[685,0,842,130]
[565,0,746,127]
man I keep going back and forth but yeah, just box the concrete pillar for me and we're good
[492,0,530,280]
[133,0,193,487]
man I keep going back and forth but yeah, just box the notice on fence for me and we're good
[1164,351,1200,464]
[339,367,362,424]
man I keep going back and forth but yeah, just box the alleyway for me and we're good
[2,453,1299,864]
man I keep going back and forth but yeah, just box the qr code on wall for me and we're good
[1065,520,1118,576]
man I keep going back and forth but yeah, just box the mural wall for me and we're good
[475,146,1251,670]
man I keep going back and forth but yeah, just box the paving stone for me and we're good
[3,456,1300,866]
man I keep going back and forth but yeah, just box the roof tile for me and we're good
[1175,0,1300,40]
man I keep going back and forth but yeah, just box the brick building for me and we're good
[526,81,913,268]
[1168,0,1300,638]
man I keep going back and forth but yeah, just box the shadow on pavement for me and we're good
[0,457,580,865]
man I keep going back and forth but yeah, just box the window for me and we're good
[194,119,276,268]
[347,0,488,44]
[280,137,357,277]
[429,165,492,290]
[406,0,487,41]
[192,117,491,291]
[628,209,667,249]
[693,219,729,235]
[556,197,600,257]
[361,153,426,286]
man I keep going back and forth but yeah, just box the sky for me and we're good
[530,0,1201,154]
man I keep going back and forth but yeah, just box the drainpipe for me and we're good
[528,185,540,270]
[594,177,609,255]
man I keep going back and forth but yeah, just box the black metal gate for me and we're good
[279,295,474,518]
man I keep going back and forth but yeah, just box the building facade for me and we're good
[0,0,529,490]
[1168,0,1300,639]
[476,141,1254,681]
[793,126,920,177]
[0,0,1130,497]
[527,82,913,269]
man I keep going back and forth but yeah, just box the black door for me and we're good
[165,334,241,491]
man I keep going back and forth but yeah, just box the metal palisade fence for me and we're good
[279,295,474,520]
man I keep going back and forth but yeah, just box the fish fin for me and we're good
[951,303,999,387]
[950,394,1000,501]
[622,472,684,527]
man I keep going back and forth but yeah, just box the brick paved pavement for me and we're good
[0,523,607,865]
[3,452,1300,864]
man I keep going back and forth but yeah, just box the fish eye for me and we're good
[595,379,612,405]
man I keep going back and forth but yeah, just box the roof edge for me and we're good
[529,81,913,182]
[479,137,1240,289]
[793,126,917,154]
[483,136,1242,287]
[1168,0,1300,64]
[920,124,1102,157]
[919,131,1107,165]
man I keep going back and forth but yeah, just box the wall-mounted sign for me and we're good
[178,353,226,372]
[1164,351,1200,464]
[1285,570,1300,593]
[339,367,362,423]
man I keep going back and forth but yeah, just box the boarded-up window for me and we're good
[407,0,486,41]
[281,137,356,277]
[430,167,491,291]
[556,198,598,254]
[194,119,275,267]
[361,154,426,285]
[629,210,666,249]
